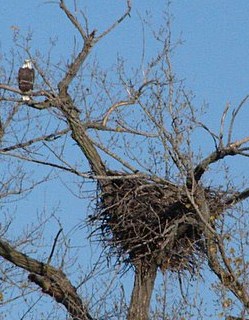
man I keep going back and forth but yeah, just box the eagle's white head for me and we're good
[23,59,32,69]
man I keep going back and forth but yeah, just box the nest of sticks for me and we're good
[89,172,227,272]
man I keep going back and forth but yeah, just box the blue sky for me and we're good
[1,1,249,319]
[172,1,249,111]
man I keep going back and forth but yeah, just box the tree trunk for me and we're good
[127,262,157,320]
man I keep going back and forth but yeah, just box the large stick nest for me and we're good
[89,172,228,272]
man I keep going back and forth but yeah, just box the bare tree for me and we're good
[0,1,248,320]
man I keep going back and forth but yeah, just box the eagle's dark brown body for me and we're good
[18,67,35,92]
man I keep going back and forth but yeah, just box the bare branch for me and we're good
[195,120,219,148]
[225,187,249,206]
[47,228,63,265]
[0,83,21,95]
[58,35,95,95]
[63,108,108,181]
[115,120,158,137]
[102,99,137,126]
[228,95,249,144]
[189,140,249,184]
[0,128,69,153]
[0,84,53,100]
[57,2,97,95]
[207,236,249,308]
[85,121,158,137]
[0,151,85,177]
[60,0,87,40]
[2,102,19,134]
[219,102,230,147]
[184,183,249,308]
[229,136,249,149]
[91,136,139,173]
[96,0,132,41]
[0,238,93,320]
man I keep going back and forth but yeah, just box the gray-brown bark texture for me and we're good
[128,263,157,320]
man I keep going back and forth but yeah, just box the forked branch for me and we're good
[188,138,249,185]
[58,0,131,96]
[228,95,249,144]
[58,1,96,95]
[60,0,87,40]
[57,35,95,95]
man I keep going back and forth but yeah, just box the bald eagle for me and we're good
[18,59,35,101]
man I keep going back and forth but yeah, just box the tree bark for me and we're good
[127,262,157,320]
[0,238,93,320]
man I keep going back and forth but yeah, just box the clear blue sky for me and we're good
[1,1,249,319]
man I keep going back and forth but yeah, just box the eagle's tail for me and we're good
[22,95,30,101]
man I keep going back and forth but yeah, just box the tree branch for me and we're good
[69,116,108,178]
[188,142,249,186]
[54,99,109,188]
[0,83,54,101]
[58,1,96,95]
[102,99,137,126]
[225,187,249,206]
[219,102,230,148]
[228,95,249,144]
[207,236,249,309]
[85,121,157,137]
[96,0,132,41]
[47,228,63,265]
[0,128,69,153]
[0,83,22,95]
[0,238,93,320]
[57,39,95,96]
[60,0,87,40]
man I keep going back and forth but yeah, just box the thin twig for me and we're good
[228,95,249,144]
[47,228,63,265]
[219,102,230,147]
[96,0,132,41]
[91,137,139,172]
[0,128,70,153]
[102,99,136,126]
[60,0,87,40]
